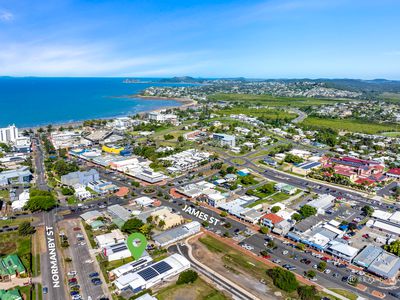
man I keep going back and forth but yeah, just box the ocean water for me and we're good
[0,77,183,128]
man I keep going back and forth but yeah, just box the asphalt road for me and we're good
[42,210,67,300]
[33,138,67,300]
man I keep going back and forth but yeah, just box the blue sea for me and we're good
[0,77,184,128]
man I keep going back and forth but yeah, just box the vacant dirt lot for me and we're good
[190,237,281,300]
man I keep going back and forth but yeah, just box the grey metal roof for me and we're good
[353,245,383,267]
[368,251,400,279]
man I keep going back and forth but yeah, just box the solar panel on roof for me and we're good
[152,261,172,274]
[112,246,127,253]
[137,267,158,281]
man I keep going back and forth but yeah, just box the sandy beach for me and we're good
[21,96,197,131]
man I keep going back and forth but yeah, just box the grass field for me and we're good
[0,231,32,272]
[208,93,347,107]
[215,107,296,121]
[231,158,246,165]
[381,131,400,137]
[199,235,271,280]
[248,150,272,158]
[247,191,290,208]
[328,288,358,300]
[0,189,9,200]
[0,216,36,227]
[156,277,229,300]
[302,117,398,134]
[379,92,400,103]
[18,285,33,300]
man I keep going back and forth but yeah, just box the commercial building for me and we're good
[291,161,321,176]
[95,229,126,249]
[274,183,297,195]
[306,194,335,215]
[103,242,132,261]
[114,254,190,294]
[60,169,99,186]
[0,289,22,300]
[212,133,236,147]
[73,184,92,200]
[109,255,153,280]
[353,245,400,280]
[176,181,216,199]
[0,125,18,144]
[80,210,103,224]
[50,130,90,149]
[153,221,201,247]
[260,213,284,228]
[87,180,118,194]
[0,167,32,186]
[135,196,155,207]
[162,149,210,173]
[102,145,125,155]
[0,254,26,281]
[107,204,132,228]
[322,156,386,184]
[325,241,359,261]
[272,220,293,236]
[148,112,178,124]
[11,190,29,211]
[387,168,400,180]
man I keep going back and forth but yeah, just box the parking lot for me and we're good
[60,219,108,300]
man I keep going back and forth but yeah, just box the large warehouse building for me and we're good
[114,254,190,294]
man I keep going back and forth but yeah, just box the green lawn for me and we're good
[248,150,272,158]
[231,158,246,165]
[18,285,33,300]
[215,107,296,121]
[269,192,291,202]
[381,131,400,137]
[0,231,32,272]
[208,93,346,107]
[97,254,134,283]
[328,288,358,300]
[0,217,37,227]
[247,191,290,207]
[0,189,9,200]
[302,117,398,134]
[156,277,229,300]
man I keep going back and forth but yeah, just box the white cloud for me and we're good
[0,42,210,76]
[0,10,14,22]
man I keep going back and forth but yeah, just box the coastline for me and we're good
[21,96,197,131]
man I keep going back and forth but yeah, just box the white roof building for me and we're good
[114,254,190,293]
[307,194,335,215]
[135,196,154,207]
[95,229,125,249]
[11,190,29,210]
[372,210,393,221]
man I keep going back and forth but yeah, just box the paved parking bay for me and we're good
[62,219,108,300]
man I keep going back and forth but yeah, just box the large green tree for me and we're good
[267,267,299,292]
[299,205,317,219]
[25,190,57,212]
[384,240,400,256]
[121,218,145,234]
[176,270,198,285]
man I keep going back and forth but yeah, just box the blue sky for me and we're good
[0,0,400,78]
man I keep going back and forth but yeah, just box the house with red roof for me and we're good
[387,168,400,180]
[321,156,386,185]
[260,213,284,228]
